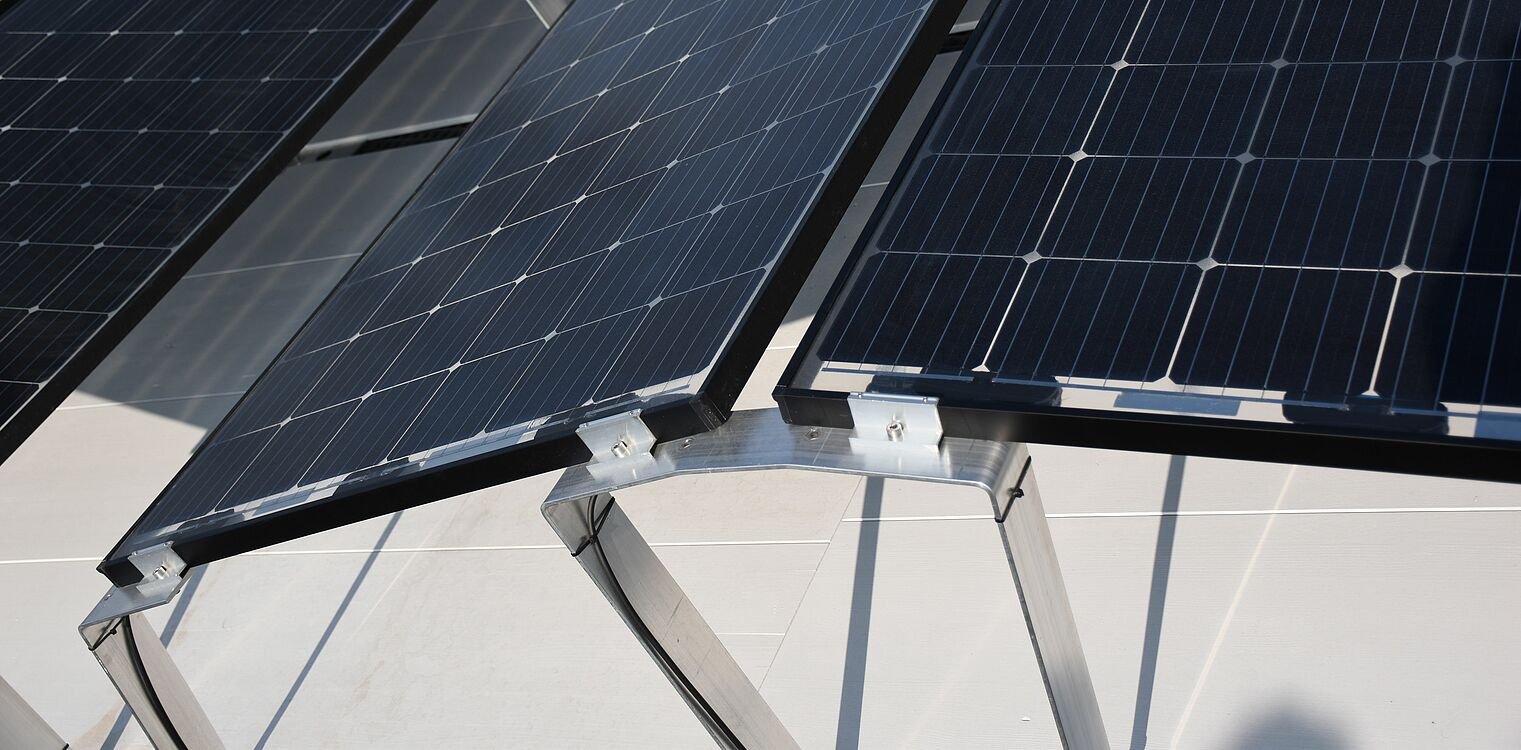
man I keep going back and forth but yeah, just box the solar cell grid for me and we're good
[782,0,1521,480]
[104,0,958,582]
[0,0,429,461]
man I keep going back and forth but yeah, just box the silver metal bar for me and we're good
[543,408,1108,749]
[545,495,800,750]
[949,18,980,35]
[294,114,475,163]
[0,674,65,750]
[80,576,223,750]
[994,460,1109,750]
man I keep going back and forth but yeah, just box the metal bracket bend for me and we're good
[79,557,223,750]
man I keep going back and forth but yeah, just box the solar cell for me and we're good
[0,0,434,461]
[779,0,1521,481]
[102,0,961,585]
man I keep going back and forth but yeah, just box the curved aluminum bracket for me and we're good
[544,408,1108,749]
[79,565,223,750]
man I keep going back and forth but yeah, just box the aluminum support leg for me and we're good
[0,674,65,750]
[545,493,800,750]
[992,460,1108,750]
[79,558,223,750]
[543,407,1108,749]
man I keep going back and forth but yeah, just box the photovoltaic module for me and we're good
[102,0,960,584]
[780,0,1521,481]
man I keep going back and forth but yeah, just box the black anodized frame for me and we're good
[99,0,971,586]
[772,0,1521,486]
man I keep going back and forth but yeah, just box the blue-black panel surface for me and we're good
[0,0,429,460]
[105,0,957,581]
[782,0,1521,480]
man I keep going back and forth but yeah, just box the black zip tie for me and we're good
[571,496,617,557]
[995,456,1033,524]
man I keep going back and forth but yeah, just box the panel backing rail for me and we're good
[542,406,1108,749]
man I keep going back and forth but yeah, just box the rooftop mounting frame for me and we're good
[78,406,1107,749]
[540,405,1108,749]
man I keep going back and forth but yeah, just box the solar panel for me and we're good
[101,0,962,584]
[0,0,434,462]
[779,0,1521,482]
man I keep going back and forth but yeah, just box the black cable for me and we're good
[584,496,746,749]
[119,617,191,750]
[571,497,616,558]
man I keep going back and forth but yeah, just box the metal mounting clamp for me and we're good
[577,409,660,481]
[79,544,191,635]
[847,393,943,446]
